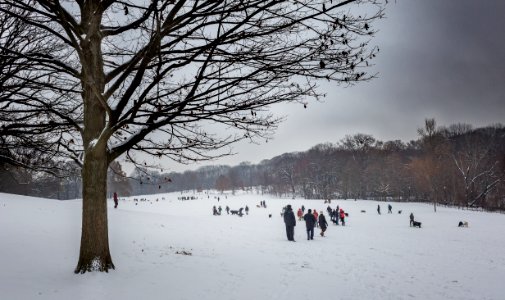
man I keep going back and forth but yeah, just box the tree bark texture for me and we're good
[75,149,114,273]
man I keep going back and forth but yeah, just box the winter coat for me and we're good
[303,213,316,229]
[284,209,296,226]
[318,214,328,228]
[339,210,345,219]
[313,211,318,220]
[297,209,303,218]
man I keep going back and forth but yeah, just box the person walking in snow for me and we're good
[226,206,230,214]
[218,206,222,215]
[245,205,249,215]
[283,205,296,242]
[339,209,346,226]
[335,205,340,225]
[297,208,303,221]
[113,192,119,209]
[213,206,218,216]
[304,209,316,240]
[301,205,305,213]
[313,210,319,228]
[409,213,415,227]
[318,211,328,236]
[377,204,381,215]
[388,204,392,214]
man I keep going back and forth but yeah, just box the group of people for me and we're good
[284,204,344,241]
[213,205,249,216]
[326,205,346,226]
[377,204,394,215]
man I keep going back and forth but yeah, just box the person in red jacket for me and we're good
[339,209,345,226]
[313,210,319,227]
[113,192,119,209]
[297,208,303,221]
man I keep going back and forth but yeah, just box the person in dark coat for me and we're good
[318,211,328,236]
[301,205,305,213]
[245,205,249,215]
[409,213,415,226]
[113,192,119,208]
[283,205,296,241]
[303,209,316,240]
[335,205,340,225]
[377,204,381,215]
[388,204,392,214]
[226,206,230,214]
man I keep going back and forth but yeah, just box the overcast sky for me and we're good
[162,0,505,173]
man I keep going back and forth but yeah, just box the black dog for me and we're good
[412,221,422,228]
[230,210,239,215]
[398,210,402,214]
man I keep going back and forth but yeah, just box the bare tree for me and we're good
[452,127,503,207]
[0,0,386,273]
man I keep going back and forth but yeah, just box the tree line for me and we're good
[3,119,504,211]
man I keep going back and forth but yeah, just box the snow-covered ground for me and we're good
[0,191,504,300]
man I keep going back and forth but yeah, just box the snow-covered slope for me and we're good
[0,191,504,300]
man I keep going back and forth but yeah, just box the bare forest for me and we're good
[3,120,504,211]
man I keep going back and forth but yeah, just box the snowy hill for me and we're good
[0,191,504,300]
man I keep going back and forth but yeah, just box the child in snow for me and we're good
[297,208,303,221]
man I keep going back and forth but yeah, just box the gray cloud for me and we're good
[165,0,505,172]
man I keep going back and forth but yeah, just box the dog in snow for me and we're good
[458,221,469,227]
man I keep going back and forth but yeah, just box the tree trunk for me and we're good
[73,3,112,273]
[74,148,114,273]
